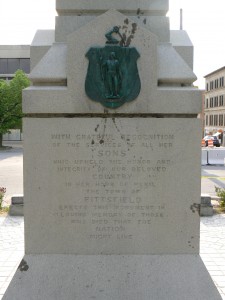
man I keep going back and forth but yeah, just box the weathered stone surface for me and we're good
[158,43,196,84]
[4,2,221,300]
[56,0,169,15]
[200,206,213,217]
[23,118,201,255]
[55,15,170,43]
[201,194,212,206]
[11,195,24,205]
[170,30,194,69]
[3,255,222,300]
[130,16,170,43]
[30,30,55,70]
[55,16,95,42]
[30,43,67,85]
[28,10,200,114]
[200,194,213,216]
[23,86,202,114]
[9,195,24,216]
[9,205,24,216]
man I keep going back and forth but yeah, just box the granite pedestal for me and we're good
[3,2,222,300]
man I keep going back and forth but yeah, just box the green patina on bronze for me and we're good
[85,26,141,109]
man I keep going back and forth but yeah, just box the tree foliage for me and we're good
[0,70,30,146]
[215,186,225,208]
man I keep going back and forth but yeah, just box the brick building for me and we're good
[204,67,225,145]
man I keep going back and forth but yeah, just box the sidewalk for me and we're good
[0,216,24,299]
[0,214,225,299]
[0,143,23,205]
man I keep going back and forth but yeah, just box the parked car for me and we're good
[203,136,220,147]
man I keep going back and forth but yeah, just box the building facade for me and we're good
[0,45,30,80]
[204,66,225,145]
[0,45,30,141]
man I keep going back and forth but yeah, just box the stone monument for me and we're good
[3,0,222,299]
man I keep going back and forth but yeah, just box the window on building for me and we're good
[219,115,224,126]
[215,79,219,89]
[206,98,208,108]
[214,115,218,126]
[210,97,213,107]
[214,96,218,107]
[0,59,7,73]
[7,59,20,74]
[209,115,213,126]
[219,77,224,87]
[0,58,30,74]
[210,81,214,90]
[0,76,14,80]
[206,115,208,126]
[206,83,209,91]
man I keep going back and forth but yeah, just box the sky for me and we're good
[0,0,225,89]
[168,0,225,89]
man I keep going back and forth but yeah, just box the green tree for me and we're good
[0,70,30,147]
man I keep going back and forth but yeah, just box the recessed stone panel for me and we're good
[24,117,201,255]
[66,10,158,108]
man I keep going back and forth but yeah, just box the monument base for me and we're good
[3,255,222,300]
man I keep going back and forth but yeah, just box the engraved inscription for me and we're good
[50,127,174,241]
